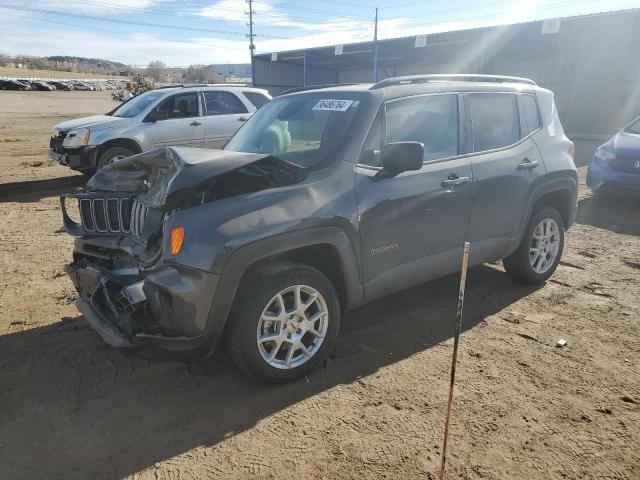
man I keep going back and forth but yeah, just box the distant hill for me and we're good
[46,56,130,75]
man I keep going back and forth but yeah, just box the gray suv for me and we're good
[50,85,271,173]
[61,75,578,383]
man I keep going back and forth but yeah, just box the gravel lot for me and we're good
[0,91,638,480]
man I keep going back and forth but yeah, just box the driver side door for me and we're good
[146,92,205,148]
[354,94,473,301]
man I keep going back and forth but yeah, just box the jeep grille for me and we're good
[78,197,132,233]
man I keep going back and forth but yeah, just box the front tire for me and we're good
[224,262,340,383]
[97,145,135,170]
[503,206,565,284]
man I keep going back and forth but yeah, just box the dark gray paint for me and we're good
[62,80,578,356]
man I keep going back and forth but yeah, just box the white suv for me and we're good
[49,85,271,173]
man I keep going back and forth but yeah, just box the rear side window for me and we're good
[520,94,541,135]
[243,91,270,109]
[385,94,459,162]
[204,91,248,115]
[469,93,520,152]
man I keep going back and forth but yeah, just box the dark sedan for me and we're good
[587,115,640,196]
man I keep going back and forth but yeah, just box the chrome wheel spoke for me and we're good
[259,332,282,344]
[267,339,283,362]
[285,343,296,367]
[308,328,324,339]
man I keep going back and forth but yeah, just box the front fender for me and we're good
[192,226,364,358]
[88,128,146,152]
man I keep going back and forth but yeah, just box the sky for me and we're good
[0,0,636,66]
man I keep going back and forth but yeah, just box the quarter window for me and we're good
[204,91,248,115]
[469,93,520,152]
[520,94,541,135]
[243,91,270,109]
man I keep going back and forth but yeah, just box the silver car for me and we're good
[49,85,271,173]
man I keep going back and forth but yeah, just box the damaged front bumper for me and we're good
[49,145,98,170]
[68,241,221,353]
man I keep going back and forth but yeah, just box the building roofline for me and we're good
[254,7,639,59]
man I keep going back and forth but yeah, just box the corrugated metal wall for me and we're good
[253,58,337,96]
[255,10,640,136]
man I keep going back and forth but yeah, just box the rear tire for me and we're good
[97,145,135,170]
[503,206,565,284]
[224,262,341,383]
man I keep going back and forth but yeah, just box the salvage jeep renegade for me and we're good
[61,75,578,383]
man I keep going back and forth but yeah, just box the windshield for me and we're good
[111,90,166,118]
[624,116,640,134]
[224,92,363,168]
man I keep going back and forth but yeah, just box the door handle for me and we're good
[441,175,470,188]
[238,117,248,122]
[190,121,202,126]
[517,158,539,170]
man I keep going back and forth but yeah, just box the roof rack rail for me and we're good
[370,74,536,89]
[281,83,357,95]
[155,83,250,89]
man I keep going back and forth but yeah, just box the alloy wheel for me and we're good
[256,285,329,369]
[529,218,560,274]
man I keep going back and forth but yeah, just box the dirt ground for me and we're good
[0,91,638,480]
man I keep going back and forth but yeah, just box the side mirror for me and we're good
[378,141,424,178]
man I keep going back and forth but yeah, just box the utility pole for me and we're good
[373,7,379,83]
[246,0,256,85]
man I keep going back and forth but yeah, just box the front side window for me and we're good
[110,90,165,118]
[225,93,363,169]
[157,93,200,119]
[204,91,248,115]
[360,94,459,167]
[469,93,520,152]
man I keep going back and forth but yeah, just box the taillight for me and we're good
[568,143,575,160]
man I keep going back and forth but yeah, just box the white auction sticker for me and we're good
[312,99,354,112]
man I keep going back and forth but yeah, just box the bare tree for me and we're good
[0,53,10,67]
[184,64,219,84]
[146,60,166,82]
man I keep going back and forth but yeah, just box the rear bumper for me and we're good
[49,145,98,170]
[587,156,640,196]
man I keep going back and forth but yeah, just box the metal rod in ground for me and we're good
[439,241,471,480]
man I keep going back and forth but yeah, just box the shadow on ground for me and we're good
[0,264,542,479]
[0,175,86,203]
[576,194,640,236]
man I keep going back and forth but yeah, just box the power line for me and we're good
[26,0,373,36]
[381,0,631,21]
[10,12,248,51]
[0,3,291,39]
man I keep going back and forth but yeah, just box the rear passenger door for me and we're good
[202,91,250,148]
[465,92,545,262]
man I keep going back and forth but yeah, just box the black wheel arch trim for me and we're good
[518,173,578,245]
[194,226,365,357]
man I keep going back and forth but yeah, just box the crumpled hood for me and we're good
[86,146,307,208]
[54,115,133,132]
[609,131,640,159]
